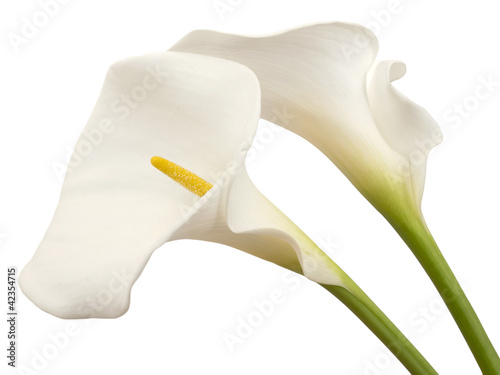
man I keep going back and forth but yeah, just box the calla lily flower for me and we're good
[170,22,441,226]
[20,51,436,374]
[169,22,500,373]
[20,51,339,318]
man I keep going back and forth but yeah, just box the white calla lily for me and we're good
[169,23,500,373]
[170,22,442,224]
[19,51,437,374]
[19,51,345,320]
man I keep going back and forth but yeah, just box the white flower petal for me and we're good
[367,60,443,209]
[20,52,261,319]
[225,169,345,286]
[174,167,345,286]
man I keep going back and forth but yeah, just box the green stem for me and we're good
[322,279,437,375]
[391,216,500,374]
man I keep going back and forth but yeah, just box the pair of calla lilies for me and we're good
[20,22,499,374]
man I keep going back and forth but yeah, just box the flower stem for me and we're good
[391,216,500,374]
[322,280,437,375]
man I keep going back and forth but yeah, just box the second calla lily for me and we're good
[19,51,437,374]
[170,22,500,373]
[170,22,442,225]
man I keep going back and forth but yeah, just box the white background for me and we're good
[1,0,500,374]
